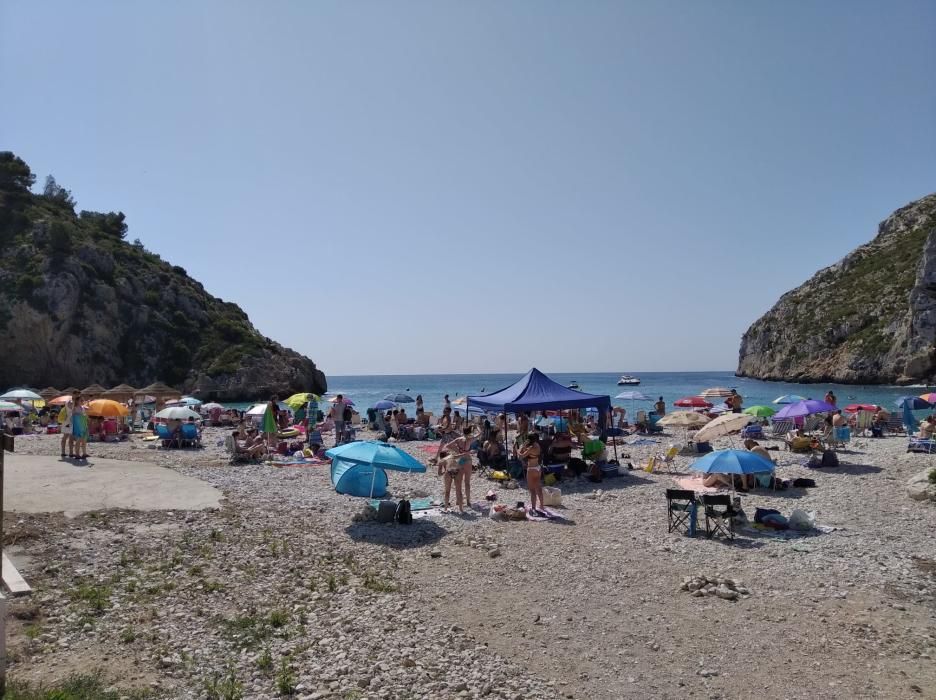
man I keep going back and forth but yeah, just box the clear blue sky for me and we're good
[2,1,934,376]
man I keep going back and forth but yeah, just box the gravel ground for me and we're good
[5,426,936,699]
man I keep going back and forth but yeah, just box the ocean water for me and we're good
[233,371,935,414]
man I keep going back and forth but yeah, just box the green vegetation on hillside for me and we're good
[0,152,321,394]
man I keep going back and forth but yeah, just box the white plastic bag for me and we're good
[542,486,562,507]
[788,509,816,531]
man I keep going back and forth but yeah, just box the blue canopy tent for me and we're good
[467,368,615,460]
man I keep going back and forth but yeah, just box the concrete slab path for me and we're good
[4,453,222,515]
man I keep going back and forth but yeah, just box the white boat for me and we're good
[567,381,580,390]
[617,375,640,385]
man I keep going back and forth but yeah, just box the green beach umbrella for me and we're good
[262,405,278,434]
[743,405,776,418]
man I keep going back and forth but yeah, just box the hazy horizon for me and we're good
[3,1,934,377]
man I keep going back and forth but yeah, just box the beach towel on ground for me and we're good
[674,476,719,493]
[526,507,567,522]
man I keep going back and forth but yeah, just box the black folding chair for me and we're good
[699,494,735,539]
[665,489,696,534]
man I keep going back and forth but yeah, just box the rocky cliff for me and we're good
[737,193,936,385]
[0,152,326,400]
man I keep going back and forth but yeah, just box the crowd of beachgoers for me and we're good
[3,380,936,698]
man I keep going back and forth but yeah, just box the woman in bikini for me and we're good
[517,432,544,514]
[446,426,475,509]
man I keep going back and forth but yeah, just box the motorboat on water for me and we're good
[617,375,640,385]
[567,381,580,390]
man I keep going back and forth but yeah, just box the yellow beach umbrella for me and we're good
[86,399,130,418]
[658,411,711,428]
[284,392,319,410]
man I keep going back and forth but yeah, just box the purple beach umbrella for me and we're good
[773,399,837,420]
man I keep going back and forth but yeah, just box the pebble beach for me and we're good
[5,424,936,699]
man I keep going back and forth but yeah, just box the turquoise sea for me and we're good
[232,372,935,414]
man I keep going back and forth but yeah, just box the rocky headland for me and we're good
[738,193,936,384]
[0,152,325,400]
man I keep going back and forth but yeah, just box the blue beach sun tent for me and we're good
[330,459,389,498]
[326,440,426,498]
[690,449,775,476]
[373,400,396,410]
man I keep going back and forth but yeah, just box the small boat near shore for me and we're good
[617,375,640,385]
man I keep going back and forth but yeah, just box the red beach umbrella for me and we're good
[674,396,713,408]
[843,403,879,413]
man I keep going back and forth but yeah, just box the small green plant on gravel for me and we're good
[257,647,273,673]
[73,583,111,614]
[188,564,204,576]
[125,580,137,593]
[268,608,288,628]
[276,657,297,696]
[203,666,243,700]
[120,627,136,643]
[362,572,398,593]
[205,580,225,593]
[928,468,936,484]
[269,540,280,557]
[4,670,152,699]
[327,575,338,593]
[209,528,224,542]
[23,623,42,640]
[119,546,141,567]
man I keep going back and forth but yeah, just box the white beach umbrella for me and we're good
[699,387,733,399]
[0,400,22,412]
[246,403,268,416]
[692,412,753,444]
[658,411,711,428]
[154,406,201,421]
[1,388,42,401]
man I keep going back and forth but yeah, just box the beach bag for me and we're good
[820,450,839,467]
[342,406,352,422]
[414,426,426,440]
[395,499,413,525]
[376,501,397,523]
[792,478,816,488]
[542,486,562,507]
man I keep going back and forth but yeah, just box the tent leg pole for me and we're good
[369,468,377,499]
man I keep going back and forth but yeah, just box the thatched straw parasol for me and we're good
[136,382,181,399]
[81,384,108,399]
[103,383,138,402]
[39,387,61,400]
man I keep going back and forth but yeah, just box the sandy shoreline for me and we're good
[4,425,936,699]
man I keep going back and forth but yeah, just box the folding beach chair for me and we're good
[854,411,874,437]
[699,494,735,539]
[156,423,179,449]
[803,415,823,433]
[907,437,936,454]
[886,416,907,435]
[181,422,200,448]
[769,419,793,439]
[665,489,696,535]
[829,426,850,449]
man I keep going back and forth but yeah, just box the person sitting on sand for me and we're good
[438,407,454,442]
[744,438,774,465]
[919,415,935,440]
[232,430,266,459]
[480,429,506,469]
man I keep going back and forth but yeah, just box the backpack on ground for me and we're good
[395,499,412,525]
[820,449,839,467]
